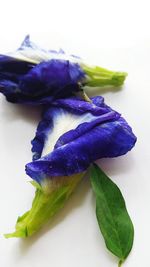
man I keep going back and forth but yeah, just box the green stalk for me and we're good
[5,173,85,238]
[82,64,127,87]
[118,260,123,267]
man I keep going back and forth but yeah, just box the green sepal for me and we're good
[5,173,85,238]
[82,64,127,87]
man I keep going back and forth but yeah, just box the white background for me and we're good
[0,0,149,266]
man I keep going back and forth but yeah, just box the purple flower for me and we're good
[0,36,127,105]
[26,96,136,184]
[0,44,84,104]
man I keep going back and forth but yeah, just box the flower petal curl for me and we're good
[26,96,136,183]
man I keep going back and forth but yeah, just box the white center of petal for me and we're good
[9,48,82,65]
[42,109,95,157]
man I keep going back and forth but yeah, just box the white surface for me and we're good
[0,1,150,266]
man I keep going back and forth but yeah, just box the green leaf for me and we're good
[90,163,134,265]
[5,173,85,238]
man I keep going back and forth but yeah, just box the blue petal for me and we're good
[19,35,39,50]
[0,36,85,104]
[14,35,82,64]
[26,96,136,183]
[31,109,54,161]
[52,96,112,115]
[0,54,36,102]
[0,54,85,103]
[31,96,112,160]
[20,59,85,97]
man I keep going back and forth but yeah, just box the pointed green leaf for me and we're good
[90,163,134,264]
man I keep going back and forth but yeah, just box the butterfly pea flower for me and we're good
[0,36,127,105]
[26,96,136,182]
[5,96,136,238]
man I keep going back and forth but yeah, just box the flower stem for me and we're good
[118,260,123,267]
[81,90,92,102]
[5,173,85,238]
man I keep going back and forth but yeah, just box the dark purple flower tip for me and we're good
[19,59,85,97]
[0,53,85,104]
[0,36,86,104]
[26,96,137,184]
